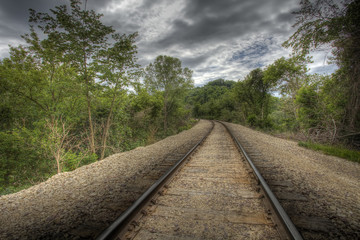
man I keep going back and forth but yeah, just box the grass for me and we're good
[0,183,34,196]
[298,141,360,163]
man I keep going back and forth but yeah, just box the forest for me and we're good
[1,0,359,194]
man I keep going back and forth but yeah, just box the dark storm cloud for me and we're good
[0,22,20,39]
[86,0,112,9]
[0,0,334,84]
[141,0,166,9]
[231,43,270,62]
[0,0,55,40]
[0,0,114,38]
[156,0,297,48]
[182,53,213,68]
[276,11,296,23]
[0,0,66,28]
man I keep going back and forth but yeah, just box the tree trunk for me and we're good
[56,150,61,174]
[87,95,96,155]
[347,73,359,131]
[163,93,168,133]
[100,89,117,160]
[84,52,96,156]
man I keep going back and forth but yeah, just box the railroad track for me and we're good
[96,121,302,239]
[224,122,360,239]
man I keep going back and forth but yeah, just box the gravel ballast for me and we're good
[226,122,360,239]
[128,122,281,239]
[1,120,359,239]
[0,120,212,239]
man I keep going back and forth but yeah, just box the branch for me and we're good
[338,132,360,138]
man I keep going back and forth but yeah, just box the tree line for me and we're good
[1,0,358,194]
[0,0,193,193]
[188,0,359,147]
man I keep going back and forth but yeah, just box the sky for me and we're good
[0,0,337,86]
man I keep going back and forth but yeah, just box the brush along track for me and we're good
[102,122,300,239]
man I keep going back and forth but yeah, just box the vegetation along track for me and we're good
[97,121,302,239]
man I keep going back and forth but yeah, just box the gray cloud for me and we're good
[155,0,298,49]
[0,0,336,84]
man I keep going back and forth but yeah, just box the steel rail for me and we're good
[96,122,214,240]
[220,121,303,240]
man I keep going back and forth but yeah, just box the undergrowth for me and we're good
[298,141,360,163]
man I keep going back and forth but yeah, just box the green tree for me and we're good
[295,74,347,143]
[144,55,193,133]
[232,69,272,128]
[186,79,236,120]
[263,56,309,123]
[283,0,360,133]
[264,56,309,98]
[95,32,139,159]
[129,84,164,144]
[29,0,115,154]
[295,84,320,130]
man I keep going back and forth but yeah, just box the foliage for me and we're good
[187,79,236,120]
[296,84,320,129]
[62,151,98,172]
[0,129,53,192]
[2,0,359,195]
[232,69,273,128]
[144,55,193,134]
[263,56,309,97]
[283,0,360,134]
[0,1,195,195]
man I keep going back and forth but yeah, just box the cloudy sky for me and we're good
[0,0,336,85]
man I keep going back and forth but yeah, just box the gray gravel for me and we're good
[2,120,358,239]
[129,122,281,239]
[225,122,360,239]
[0,120,212,240]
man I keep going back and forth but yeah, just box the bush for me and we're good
[63,151,98,172]
[0,129,52,194]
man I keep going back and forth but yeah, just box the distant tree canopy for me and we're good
[184,0,359,147]
[187,50,354,147]
[186,79,236,120]
[206,78,236,88]
[144,55,193,133]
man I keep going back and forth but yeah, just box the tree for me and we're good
[295,84,321,130]
[263,56,309,122]
[263,56,309,98]
[186,79,236,120]
[283,0,360,133]
[29,0,115,155]
[43,118,72,173]
[144,55,193,133]
[95,32,139,159]
[232,69,272,128]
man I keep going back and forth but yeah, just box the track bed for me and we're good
[121,122,282,239]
